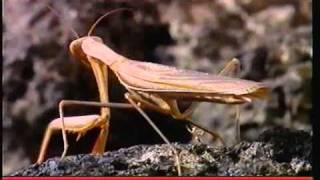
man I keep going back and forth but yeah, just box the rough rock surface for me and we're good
[10,128,312,176]
[3,0,312,175]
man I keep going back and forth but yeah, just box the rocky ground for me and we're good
[3,0,312,175]
[10,128,312,176]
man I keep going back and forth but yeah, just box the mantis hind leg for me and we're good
[219,58,242,144]
[218,58,240,76]
[235,105,241,144]
[164,58,242,145]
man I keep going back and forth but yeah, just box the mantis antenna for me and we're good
[87,8,134,37]
[46,5,80,39]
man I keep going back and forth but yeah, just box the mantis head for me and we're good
[69,36,103,66]
[47,6,133,67]
[69,8,133,67]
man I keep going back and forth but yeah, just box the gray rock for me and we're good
[10,128,312,176]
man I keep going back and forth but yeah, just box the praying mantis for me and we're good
[36,8,268,175]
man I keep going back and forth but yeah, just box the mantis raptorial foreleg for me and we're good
[124,93,182,176]
[37,100,134,164]
[37,114,100,164]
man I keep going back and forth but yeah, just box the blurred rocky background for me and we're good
[3,0,312,175]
